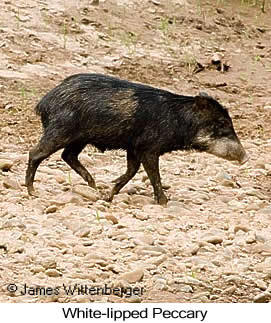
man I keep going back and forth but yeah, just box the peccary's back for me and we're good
[35,74,195,152]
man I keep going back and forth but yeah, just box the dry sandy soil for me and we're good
[0,0,271,303]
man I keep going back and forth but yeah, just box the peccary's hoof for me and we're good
[157,195,168,206]
[88,182,97,190]
[105,194,113,203]
[27,186,39,197]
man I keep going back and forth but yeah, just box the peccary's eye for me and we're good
[214,120,235,137]
[212,119,233,137]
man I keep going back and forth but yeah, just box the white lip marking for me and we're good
[194,132,247,163]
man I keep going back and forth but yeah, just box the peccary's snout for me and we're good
[208,136,248,165]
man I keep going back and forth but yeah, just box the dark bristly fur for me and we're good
[26,73,247,205]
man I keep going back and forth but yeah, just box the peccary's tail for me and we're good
[35,99,50,129]
[35,100,42,116]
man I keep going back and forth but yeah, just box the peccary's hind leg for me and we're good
[25,137,62,195]
[141,153,168,205]
[108,149,140,201]
[61,142,96,189]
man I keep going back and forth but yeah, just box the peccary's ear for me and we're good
[194,95,210,109]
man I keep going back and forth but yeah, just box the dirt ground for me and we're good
[0,0,271,303]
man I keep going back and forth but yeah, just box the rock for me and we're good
[45,269,62,277]
[175,276,211,289]
[154,281,167,291]
[147,254,167,266]
[187,243,200,255]
[255,233,269,243]
[209,295,219,301]
[150,0,161,6]
[176,285,193,293]
[228,200,243,208]
[71,295,93,302]
[72,185,98,202]
[96,204,107,212]
[255,259,271,278]
[221,286,236,295]
[31,265,45,274]
[82,240,94,247]
[153,276,166,283]
[205,236,223,245]
[255,279,268,291]
[211,52,222,63]
[191,256,212,269]
[39,167,63,176]
[75,228,90,238]
[126,295,141,303]
[191,291,211,299]
[3,178,20,190]
[120,269,144,283]
[105,214,118,224]
[79,154,94,166]
[45,205,57,214]
[130,195,154,205]
[85,253,108,267]
[246,233,256,244]
[47,239,68,249]
[247,189,266,200]
[112,279,131,290]
[253,292,271,303]
[59,205,92,223]
[123,187,137,195]
[258,206,271,215]
[55,175,66,184]
[113,193,130,204]
[3,218,26,230]
[225,275,242,285]
[135,233,154,246]
[40,258,57,269]
[118,202,129,209]
[245,203,262,212]
[136,245,167,256]
[91,0,99,6]
[167,201,183,208]
[111,234,127,241]
[71,271,97,281]
[73,245,91,256]
[165,206,191,217]
[0,241,8,252]
[0,159,13,171]
[51,192,83,205]
[234,225,250,233]
[223,239,233,246]
[219,195,232,203]
[216,172,235,187]
[134,212,149,221]
[106,265,122,274]
[116,221,128,229]
[252,242,271,256]
[142,204,164,213]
